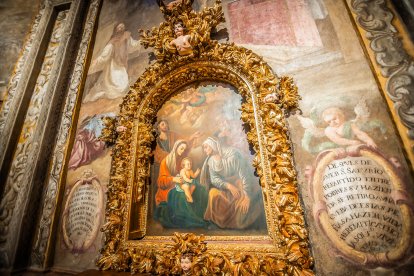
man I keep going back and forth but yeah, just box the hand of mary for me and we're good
[173,176,182,184]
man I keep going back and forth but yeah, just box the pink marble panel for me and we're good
[227,0,321,47]
[286,0,322,47]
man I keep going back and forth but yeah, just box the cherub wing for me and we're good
[296,115,325,138]
[352,97,387,134]
[353,97,370,123]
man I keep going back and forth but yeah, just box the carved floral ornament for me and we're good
[98,0,313,274]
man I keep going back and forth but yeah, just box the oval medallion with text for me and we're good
[62,177,103,252]
[311,147,413,266]
[322,156,402,252]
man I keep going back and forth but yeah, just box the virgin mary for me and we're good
[154,140,209,228]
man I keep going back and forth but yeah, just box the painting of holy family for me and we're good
[147,82,267,236]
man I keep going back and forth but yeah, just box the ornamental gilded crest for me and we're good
[140,0,224,60]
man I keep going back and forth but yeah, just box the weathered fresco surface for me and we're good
[53,0,414,274]
[0,0,39,104]
[53,0,163,270]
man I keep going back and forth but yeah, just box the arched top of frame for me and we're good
[118,44,300,122]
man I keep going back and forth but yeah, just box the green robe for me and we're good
[155,182,209,228]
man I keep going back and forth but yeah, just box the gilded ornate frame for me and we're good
[98,1,312,274]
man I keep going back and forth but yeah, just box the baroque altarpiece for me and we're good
[0,0,413,275]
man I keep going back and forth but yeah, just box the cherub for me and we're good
[170,22,193,56]
[179,157,200,202]
[322,107,377,148]
[263,92,279,104]
[172,88,204,113]
[180,252,193,275]
[297,100,383,154]
[180,87,205,106]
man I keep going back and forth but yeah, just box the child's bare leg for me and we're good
[182,184,193,202]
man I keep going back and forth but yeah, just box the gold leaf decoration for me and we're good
[140,0,224,61]
[99,116,118,145]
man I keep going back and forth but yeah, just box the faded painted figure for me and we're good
[200,137,265,229]
[85,22,141,102]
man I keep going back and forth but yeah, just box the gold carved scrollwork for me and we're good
[140,0,224,60]
[98,0,312,274]
[100,116,117,145]
[125,232,312,275]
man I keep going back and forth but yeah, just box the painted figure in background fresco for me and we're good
[155,140,209,228]
[154,119,180,164]
[154,119,201,164]
[179,157,200,203]
[297,99,386,154]
[68,113,115,170]
[200,137,264,229]
[84,22,141,102]
[170,22,193,56]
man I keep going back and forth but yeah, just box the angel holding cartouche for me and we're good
[322,107,377,149]
[297,99,386,154]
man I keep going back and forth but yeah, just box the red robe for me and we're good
[155,158,176,205]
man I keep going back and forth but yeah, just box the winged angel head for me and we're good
[296,97,387,155]
[140,0,224,61]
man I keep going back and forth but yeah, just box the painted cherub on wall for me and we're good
[322,107,377,149]
[297,98,386,154]
[170,22,193,56]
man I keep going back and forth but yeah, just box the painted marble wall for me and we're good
[52,0,414,274]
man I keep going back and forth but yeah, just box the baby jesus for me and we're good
[170,22,193,56]
[179,157,200,202]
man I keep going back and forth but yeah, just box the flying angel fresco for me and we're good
[296,98,386,154]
